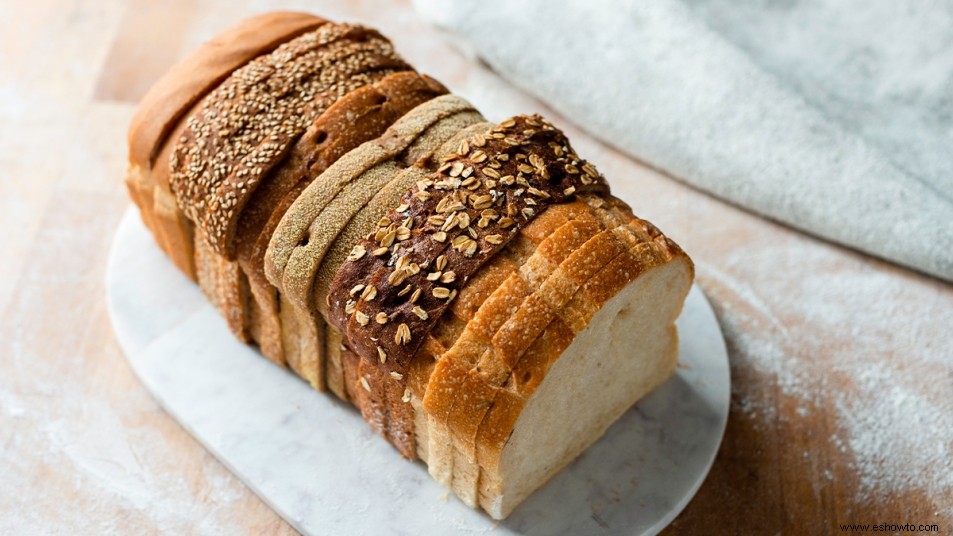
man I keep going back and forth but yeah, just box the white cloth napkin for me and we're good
[413,0,953,282]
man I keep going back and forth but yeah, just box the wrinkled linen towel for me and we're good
[413,0,953,282]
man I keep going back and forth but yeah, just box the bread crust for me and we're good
[125,13,327,280]
[169,23,411,258]
[128,12,328,171]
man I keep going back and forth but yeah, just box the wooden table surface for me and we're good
[2,0,951,534]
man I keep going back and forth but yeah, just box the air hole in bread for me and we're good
[314,130,328,144]
[373,94,388,106]
[299,232,310,247]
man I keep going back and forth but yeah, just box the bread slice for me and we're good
[479,254,692,518]
[168,24,411,256]
[420,198,628,504]
[125,12,327,279]
[394,198,692,517]
[323,122,495,400]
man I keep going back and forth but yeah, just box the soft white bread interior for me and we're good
[484,255,691,518]
[408,253,691,519]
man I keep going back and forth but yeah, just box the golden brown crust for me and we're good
[423,201,612,454]
[406,196,686,497]
[127,12,327,171]
[475,240,690,473]
[126,13,329,283]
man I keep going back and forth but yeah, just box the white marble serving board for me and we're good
[105,208,730,536]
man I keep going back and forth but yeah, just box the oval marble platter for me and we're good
[106,208,730,536]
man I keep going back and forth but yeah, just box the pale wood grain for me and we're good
[1,0,950,534]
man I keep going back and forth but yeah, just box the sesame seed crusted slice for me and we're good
[169,23,412,258]
[206,60,410,258]
[328,114,610,377]
[128,12,328,171]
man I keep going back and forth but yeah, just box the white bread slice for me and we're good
[480,255,691,518]
[403,250,690,518]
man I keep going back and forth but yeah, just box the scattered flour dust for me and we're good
[697,241,953,507]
